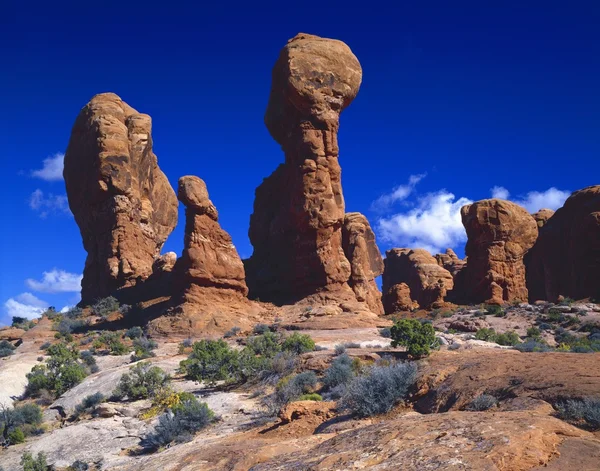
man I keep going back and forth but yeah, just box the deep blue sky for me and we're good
[1,1,599,324]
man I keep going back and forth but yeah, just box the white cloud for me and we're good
[490,186,510,200]
[4,292,49,320]
[31,153,64,181]
[29,189,70,217]
[26,269,82,294]
[371,174,427,211]
[377,190,473,254]
[513,188,571,213]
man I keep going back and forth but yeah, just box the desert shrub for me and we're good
[95,332,129,355]
[140,389,197,419]
[563,315,581,327]
[495,331,521,346]
[547,309,565,323]
[39,341,51,351]
[54,317,88,335]
[334,344,346,355]
[282,333,315,355]
[143,396,214,449]
[79,350,98,373]
[0,340,16,357]
[253,323,271,335]
[1,403,43,445]
[538,322,553,331]
[118,304,132,315]
[514,340,553,352]
[526,327,542,340]
[132,336,158,362]
[342,342,361,349]
[448,343,461,351]
[178,338,193,354]
[298,393,322,401]
[113,362,170,400]
[379,327,392,338]
[63,307,83,319]
[263,371,318,415]
[223,326,241,338]
[20,451,48,471]
[339,362,418,417]
[475,328,497,342]
[467,394,497,411]
[73,392,105,418]
[259,350,298,385]
[559,297,575,306]
[557,397,600,430]
[246,332,282,358]
[323,353,354,390]
[314,345,328,351]
[391,319,438,357]
[26,342,87,397]
[179,339,240,384]
[484,304,504,317]
[69,460,89,471]
[125,326,143,339]
[91,296,120,318]
[11,316,28,326]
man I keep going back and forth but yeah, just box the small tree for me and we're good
[390,319,438,357]
[21,452,48,471]
[113,362,170,400]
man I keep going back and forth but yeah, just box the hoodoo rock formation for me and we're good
[461,199,538,304]
[342,213,384,314]
[64,93,178,302]
[245,33,365,304]
[526,186,600,302]
[382,248,454,312]
[176,176,248,299]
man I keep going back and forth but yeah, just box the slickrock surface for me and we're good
[246,33,363,305]
[382,248,454,312]
[461,199,538,304]
[526,185,600,302]
[64,93,178,302]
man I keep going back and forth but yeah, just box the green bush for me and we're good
[143,396,214,449]
[91,296,120,318]
[8,427,25,444]
[298,393,322,401]
[26,342,88,397]
[334,344,347,355]
[20,452,48,471]
[547,309,565,323]
[95,332,130,355]
[514,340,552,352]
[113,362,170,400]
[339,362,418,417]
[475,328,497,342]
[390,319,438,357]
[495,331,521,346]
[246,332,282,358]
[323,353,354,390]
[179,339,241,384]
[484,304,504,317]
[262,371,318,415]
[253,323,271,335]
[526,327,542,340]
[282,333,315,355]
[132,337,158,362]
[73,392,105,418]
[0,340,16,357]
[1,403,43,445]
[125,326,143,339]
[11,317,35,331]
[379,327,392,338]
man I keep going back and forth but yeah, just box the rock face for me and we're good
[246,33,362,304]
[435,248,466,277]
[526,186,600,302]
[382,248,454,312]
[176,176,248,299]
[532,208,555,228]
[64,93,178,302]
[342,213,384,314]
[461,199,538,304]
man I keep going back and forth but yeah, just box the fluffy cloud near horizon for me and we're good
[377,190,473,254]
[489,186,570,213]
[26,269,82,293]
[4,292,49,321]
[29,189,70,217]
[371,174,427,211]
[31,153,64,181]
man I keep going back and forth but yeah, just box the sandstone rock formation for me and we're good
[461,199,538,304]
[532,208,555,228]
[64,93,178,303]
[382,248,454,312]
[435,248,466,277]
[342,213,384,314]
[246,33,363,304]
[526,186,600,302]
[176,176,248,299]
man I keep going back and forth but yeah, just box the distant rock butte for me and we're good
[64,93,178,302]
[526,186,600,302]
[461,199,538,304]
[246,33,376,308]
[382,248,453,312]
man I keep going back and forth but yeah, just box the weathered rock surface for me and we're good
[246,33,362,305]
[0,352,41,407]
[382,248,454,312]
[526,186,600,302]
[532,208,555,228]
[342,212,384,314]
[435,248,466,277]
[64,93,178,302]
[461,199,538,304]
[382,282,417,312]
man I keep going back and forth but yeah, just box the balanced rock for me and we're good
[341,213,384,314]
[526,186,600,301]
[382,248,453,312]
[64,93,178,302]
[246,33,363,304]
[176,176,248,298]
[461,199,538,304]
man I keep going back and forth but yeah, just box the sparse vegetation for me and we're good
[223,326,241,338]
[467,394,497,411]
[514,339,552,352]
[131,336,158,361]
[20,451,48,471]
[334,344,347,355]
[11,316,35,331]
[323,353,354,391]
[125,326,143,339]
[140,389,196,419]
[262,371,318,415]
[73,392,105,418]
[339,361,417,417]
[298,393,322,401]
[557,397,600,430]
[54,317,88,336]
[113,362,170,400]
[0,340,16,357]
[177,338,193,354]
[179,339,244,384]
[341,342,361,349]
[390,319,438,357]
[253,323,271,335]
[91,296,120,319]
[1,403,43,446]
[484,304,504,317]
[379,327,392,338]
[526,327,542,340]
[282,333,315,355]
